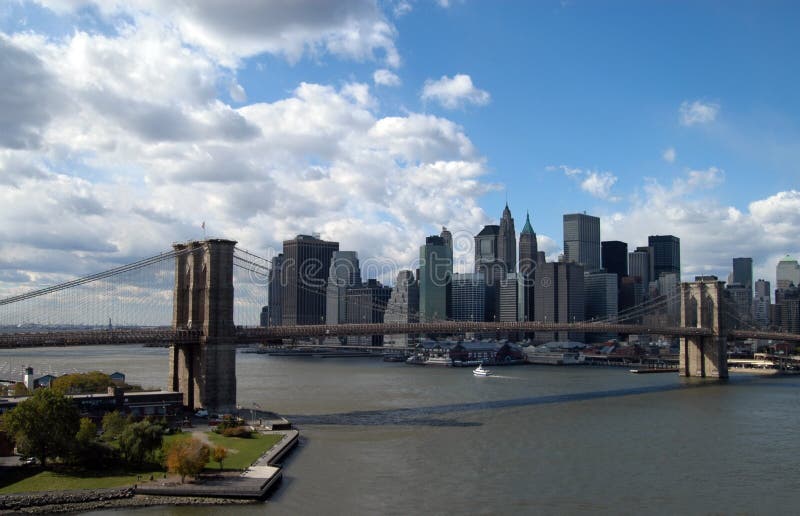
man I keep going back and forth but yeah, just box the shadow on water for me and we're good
[284,381,718,427]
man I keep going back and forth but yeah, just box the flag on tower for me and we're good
[201,221,205,230]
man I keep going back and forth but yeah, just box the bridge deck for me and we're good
[0,323,798,349]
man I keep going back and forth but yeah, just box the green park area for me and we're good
[0,375,285,494]
[0,431,283,494]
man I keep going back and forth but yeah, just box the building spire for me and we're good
[521,211,535,234]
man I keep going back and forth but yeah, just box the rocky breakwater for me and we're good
[0,487,134,513]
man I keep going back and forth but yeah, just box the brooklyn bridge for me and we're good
[2,239,798,411]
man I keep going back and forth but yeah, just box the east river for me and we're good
[2,345,799,515]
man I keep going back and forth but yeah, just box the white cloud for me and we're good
[662,147,676,163]
[393,1,413,17]
[551,165,619,200]
[421,74,490,109]
[602,166,799,286]
[373,68,401,86]
[0,25,494,298]
[229,82,247,103]
[32,0,401,68]
[679,100,720,126]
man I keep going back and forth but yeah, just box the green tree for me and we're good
[52,371,114,394]
[101,410,127,441]
[165,437,209,483]
[3,389,79,467]
[211,445,228,470]
[118,420,164,466]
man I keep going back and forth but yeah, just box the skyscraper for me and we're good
[450,273,487,321]
[755,279,771,300]
[519,211,539,276]
[325,251,362,325]
[648,235,681,279]
[419,235,452,322]
[563,213,601,272]
[498,204,517,273]
[628,247,653,295]
[383,270,419,347]
[776,255,800,289]
[601,241,628,280]
[584,271,618,342]
[534,260,585,342]
[267,253,284,326]
[475,224,503,321]
[281,234,339,325]
[346,279,392,346]
[732,257,753,298]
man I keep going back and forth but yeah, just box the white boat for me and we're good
[473,364,492,376]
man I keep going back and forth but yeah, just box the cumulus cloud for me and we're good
[602,167,798,286]
[33,0,401,68]
[662,147,676,163]
[373,68,401,86]
[421,74,490,109]
[0,36,66,149]
[0,21,493,299]
[549,165,619,200]
[679,100,720,126]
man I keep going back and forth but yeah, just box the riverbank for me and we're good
[0,426,299,513]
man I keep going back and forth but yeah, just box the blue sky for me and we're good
[0,0,798,293]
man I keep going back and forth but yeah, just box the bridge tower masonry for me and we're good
[679,278,729,378]
[169,239,237,412]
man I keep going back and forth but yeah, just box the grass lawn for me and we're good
[205,432,283,470]
[0,468,164,494]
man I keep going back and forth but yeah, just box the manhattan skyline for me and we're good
[0,1,798,294]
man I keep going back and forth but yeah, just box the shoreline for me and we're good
[0,425,300,513]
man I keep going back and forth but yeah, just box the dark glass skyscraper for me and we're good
[732,257,753,293]
[601,241,628,279]
[648,235,680,279]
[280,234,339,325]
[419,235,452,322]
[563,213,601,272]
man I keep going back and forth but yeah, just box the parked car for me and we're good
[195,409,209,418]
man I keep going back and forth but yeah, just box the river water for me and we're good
[2,345,798,515]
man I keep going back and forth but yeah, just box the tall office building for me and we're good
[280,234,339,326]
[475,224,503,321]
[498,204,517,273]
[384,270,420,346]
[267,253,284,326]
[419,235,452,322]
[774,285,800,334]
[755,279,771,300]
[498,273,521,322]
[534,261,585,342]
[619,275,644,315]
[346,279,392,346]
[776,255,800,289]
[584,271,618,342]
[628,246,653,296]
[325,251,362,325]
[753,278,771,328]
[563,213,601,272]
[601,241,628,280]
[732,257,753,316]
[450,273,487,322]
[648,235,681,279]
[519,212,539,276]
[732,257,753,294]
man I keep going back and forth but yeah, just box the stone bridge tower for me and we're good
[169,239,237,411]
[679,278,729,378]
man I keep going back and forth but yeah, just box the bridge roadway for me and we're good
[0,322,798,349]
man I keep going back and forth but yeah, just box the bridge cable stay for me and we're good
[0,247,190,330]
